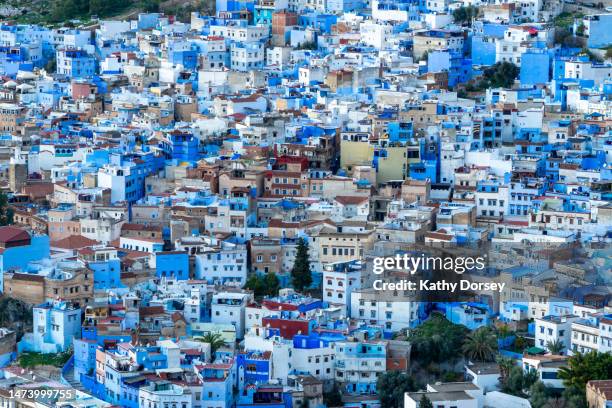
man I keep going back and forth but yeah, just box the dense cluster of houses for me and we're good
[0,0,609,406]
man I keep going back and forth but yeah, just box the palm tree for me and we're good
[497,324,512,340]
[462,327,498,362]
[195,333,225,360]
[496,355,516,384]
[558,351,612,392]
[546,339,565,355]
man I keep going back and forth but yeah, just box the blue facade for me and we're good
[585,14,612,48]
[166,132,200,163]
[73,338,98,384]
[216,0,254,13]
[0,234,50,293]
[237,351,271,388]
[437,302,492,330]
[155,252,190,280]
[298,13,338,34]
[57,49,96,79]
[120,376,147,408]
[520,49,550,86]
[409,160,437,182]
[327,0,364,12]
[90,259,122,289]
[171,50,198,70]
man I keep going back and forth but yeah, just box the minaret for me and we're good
[9,148,27,193]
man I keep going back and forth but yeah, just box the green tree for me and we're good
[496,324,512,340]
[0,192,13,226]
[323,384,343,407]
[50,0,89,22]
[558,351,612,402]
[529,382,550,408]
[377,371,418,408]
[45,58,57,73]
[452,5,479,26]
[580,48,604,63]
[291,238,312,292]
[496,355,515,384]
[195,332,225,358]
[482,62,520,88]
[245,272,280,298]
[0,297,32,340]
[408,313,469,366]
[462,327,498,362]
[562,385,587,408]
[546,339,564,355]
[502,366,538,397]
[141,0,160,12]
[514,335,527,352]
[419,394,434,408]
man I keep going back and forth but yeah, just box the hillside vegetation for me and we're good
[0,0,214,25]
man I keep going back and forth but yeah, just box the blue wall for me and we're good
[520,50,550,86]
[0,234,50,292]
[90,259,122,289]
[156,252,190,280]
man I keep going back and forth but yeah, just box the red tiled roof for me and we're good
[0,226,30,243]
[335,196,369,205]
[139,306,165,317]
[52,235,99,250]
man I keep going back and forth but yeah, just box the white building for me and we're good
[359,21,393,49]
[332,196,370,221]
[495,25,551,64]
[523,354,568,389]
[535,314,579,353]
[350,289,420,331]
[563,60,612,86]
[322,260,362,316]
[571,318,601,355]
[230,42,265,72]
[19,300,81,354]
[599,316,612,353]
[209,24,269,43]
[266,46,292,69]
[119,236,164,253]
[475,181,509,218]
[139,381,191,408]
[244,327,335,384]
[334,340,386,394]
[211,292,253,339]
[405,382,482,408]
[193,241,248,286]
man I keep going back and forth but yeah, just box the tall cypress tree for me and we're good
[291,238,312,292]
[420,395,434,408]
[0,191,13,226]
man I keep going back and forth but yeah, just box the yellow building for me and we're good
[340,132,421,185]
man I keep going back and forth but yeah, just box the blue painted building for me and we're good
[409,160,437,182]
[216,0,255,13]
[583,14,612,48]
[154,251,190,280]
[327,0,364,12]
[56,48,96,79]
[237,351,271,389]
[199,362,235,408]
[520,48,550,86]
[437,302,492,330]
[159,130,200,164]
[298,13,338,34]
[471,22,506,66]
[0,227,50,293]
